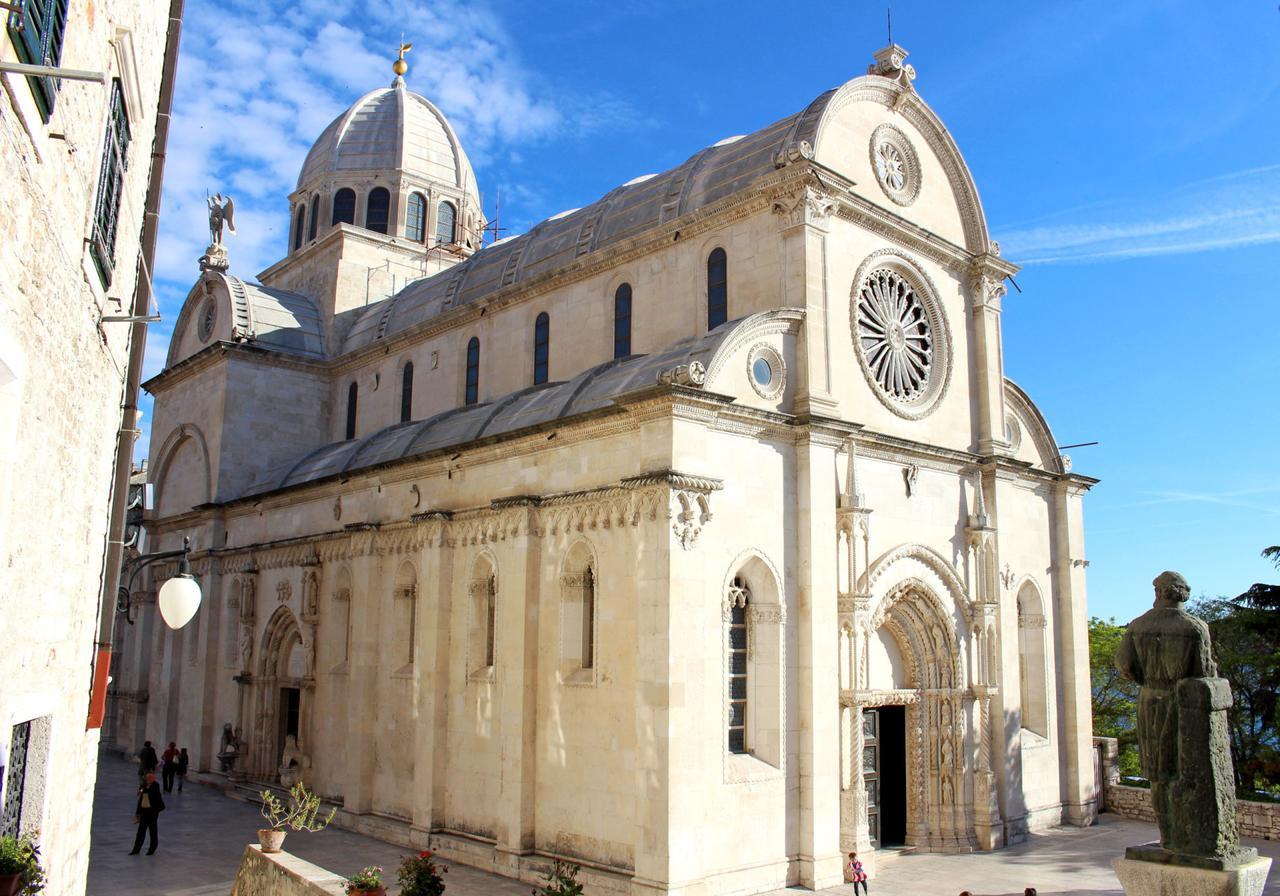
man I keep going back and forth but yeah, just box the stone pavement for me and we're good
[89,752,1279,896]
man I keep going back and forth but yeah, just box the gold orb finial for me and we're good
[393,37,412,79]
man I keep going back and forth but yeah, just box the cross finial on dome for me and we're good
[392,36,412,87]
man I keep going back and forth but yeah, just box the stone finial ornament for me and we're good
[392,37,412,87]
[1114,571,1258,871]
[867,43,916,90]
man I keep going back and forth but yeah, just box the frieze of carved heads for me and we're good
[772,185,836,232]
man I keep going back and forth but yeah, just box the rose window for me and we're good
[856,269,933,402]
[875,142,906,193]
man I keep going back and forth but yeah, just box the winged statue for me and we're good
[208,193,236,247]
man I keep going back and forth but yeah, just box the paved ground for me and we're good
[89,752,1279,896]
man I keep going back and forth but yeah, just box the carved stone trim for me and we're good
[771,185,835,232]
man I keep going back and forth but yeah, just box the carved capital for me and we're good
[968,266,1007,313]
[772,185,836,232]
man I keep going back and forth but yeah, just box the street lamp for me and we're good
[117,536,203,629]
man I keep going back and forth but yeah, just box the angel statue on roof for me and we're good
[208,193,235,246]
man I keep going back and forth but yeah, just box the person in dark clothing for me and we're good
[136,741,159,784]
[175,747,189,792]
[160,742,178,793]
[130,771,165,855]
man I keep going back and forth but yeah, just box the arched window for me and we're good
[1017,583,1049,738]
[400,361,414,423]
[707,248,728,330]
[533,312,550,385]
[613,283,632,359]
[332,188,356,226]
[405,192,426,242]
[436,201,457,245]
[345,382,358,440]
[464,337,480,405]
[307,195,320,242]
[727,576,750,754]
[293,207,305,252]
[366,187,390,234]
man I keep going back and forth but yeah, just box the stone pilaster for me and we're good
[343,529,383,813]
[774,184,839,417]
[968,257,1012,455]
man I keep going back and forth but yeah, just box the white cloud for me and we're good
[996,165,1280,265]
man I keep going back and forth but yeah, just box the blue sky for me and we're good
[143,0,1280,622]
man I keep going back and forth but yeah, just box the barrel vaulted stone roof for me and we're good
[338,88,838,354]
[239,313,775,500]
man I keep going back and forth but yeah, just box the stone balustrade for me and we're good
[1094,737,1280,840]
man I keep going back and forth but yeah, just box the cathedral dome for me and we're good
[286,71,485,257]
[297,82,480,200]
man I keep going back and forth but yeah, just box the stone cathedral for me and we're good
[109,44,1098,895]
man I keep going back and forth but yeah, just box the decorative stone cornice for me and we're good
[772,185,836,232]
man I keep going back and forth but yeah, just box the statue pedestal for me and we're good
[1113,856,1271,896]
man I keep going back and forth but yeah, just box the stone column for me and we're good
[795,430,843,889]
[968,259,1012,456]
[966,469,1004,848]
[773,184,839,418]
[494,505,542,869]
[1051,479,1097,826]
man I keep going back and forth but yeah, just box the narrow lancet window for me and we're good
[345,382,358,440]
[400,362,414,423]
[613,283,632,359]
[366,187,390,234]
[465,337,480,405]
[436,201,457,245]
[406,192,426,242]
[727,576,750,754]
[308,195,319,241]
[533,312,550,385]
[707,248,728,330]
[293,207,305,251]
[332,188,356,226]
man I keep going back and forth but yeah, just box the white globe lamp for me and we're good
[156,538,202,629]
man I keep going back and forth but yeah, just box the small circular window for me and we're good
[869,123,921,207]
[850,253,951,419]
[197,297,217,342]
[746,343,785,400]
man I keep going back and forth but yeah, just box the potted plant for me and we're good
[532,859,583,896]
[0,834,45,896]
[398,849,448,896]
[257,782,336,853]
[345,865,386,896]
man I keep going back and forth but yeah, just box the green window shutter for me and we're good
[90,80,131,288]
[5,0,69,122]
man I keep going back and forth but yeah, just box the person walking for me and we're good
[160,742,179,793]
[175,747,189,792]
[130,771,165,855]
[136,740,158,784]
[845,852,868,896]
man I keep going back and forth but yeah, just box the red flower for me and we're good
[419,850,430,858]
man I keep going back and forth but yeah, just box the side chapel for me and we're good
[108,43,1098,895]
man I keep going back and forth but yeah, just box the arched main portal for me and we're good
[248,606,307,781]
[840,577,972,857]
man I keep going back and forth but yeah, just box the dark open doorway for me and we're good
[278,687,300,766]
[865,705,907,848]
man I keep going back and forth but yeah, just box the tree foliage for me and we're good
[1088,616,1140,777]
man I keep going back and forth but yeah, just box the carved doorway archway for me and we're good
[251,606,306,780]
[842,578,972,855]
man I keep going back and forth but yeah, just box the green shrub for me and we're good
[0,835,45,894]
[532,859,583,896]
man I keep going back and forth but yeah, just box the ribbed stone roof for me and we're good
[296,82,480,200]
[339,87,838,354]
[240,317,753,499]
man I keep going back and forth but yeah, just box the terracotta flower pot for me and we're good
[0,872,23,896]
[257,828,287,853]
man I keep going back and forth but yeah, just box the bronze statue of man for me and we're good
[1115,571,1255,868]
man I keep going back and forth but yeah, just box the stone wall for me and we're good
[230,846,346,896]
[0,3,169,895]
[1094,737,1280,840]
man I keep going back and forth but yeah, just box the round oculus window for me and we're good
[869,124,921,206]
[746,343,785,400]
[851,260,951,419]
[198,298,217,342]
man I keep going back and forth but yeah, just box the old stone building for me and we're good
[112,43,1098,895]
[1,0,176,892]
